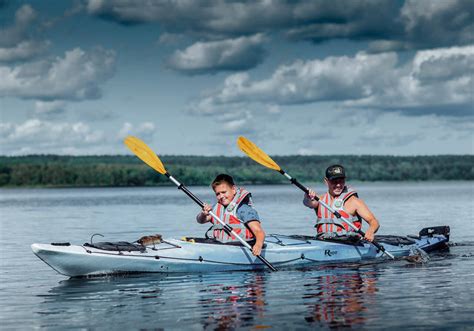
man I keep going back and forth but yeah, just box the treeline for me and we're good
[0,154,472,187]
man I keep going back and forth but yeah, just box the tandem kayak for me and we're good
[32,225,449,277]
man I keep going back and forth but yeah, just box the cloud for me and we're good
[0,119,105,155]
[0,4,50,62]
[189,52,398,112]
[0,40,50,62]
[396,0,474,50]
[348,45,474,115]
[87,0,472,51]
[191,45,473,117]
[214,111,255,135]
[285,1,401,43]
[167,34,266,74]
[0,47,116,101]
[35,100,66,114]
[0,4,36,47]
[86,0,276,33]
[118,122,155,141]
[0,119,157,155]
[42,1,85,29]
[287,0,473,51]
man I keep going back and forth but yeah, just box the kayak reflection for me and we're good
[37,272,269,329]
[303,265,378,329]
[198,272,267,330]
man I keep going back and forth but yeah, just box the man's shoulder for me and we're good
[344,194,363,208]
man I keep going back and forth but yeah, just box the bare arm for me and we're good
[348,198,379,242]
[247,221,265,256]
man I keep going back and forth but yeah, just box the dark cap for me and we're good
[325,164,346,180]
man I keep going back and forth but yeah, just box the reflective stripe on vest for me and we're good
[315,186,361,235]
[210,188,255,243]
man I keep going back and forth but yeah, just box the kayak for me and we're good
[32,225,449,277]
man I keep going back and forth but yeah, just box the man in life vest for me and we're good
[196,174,265,256]
[303,165,379,241]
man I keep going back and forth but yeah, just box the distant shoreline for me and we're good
[0,154,472,187]
[0,179,472,190]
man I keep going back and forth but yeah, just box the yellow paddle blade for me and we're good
[237,136,281,171]
[124,136,167,174]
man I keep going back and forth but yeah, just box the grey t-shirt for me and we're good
[236,203,260,224]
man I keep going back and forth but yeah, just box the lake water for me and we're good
[1,182,473,330]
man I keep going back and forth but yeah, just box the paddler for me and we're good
[197,174,265,256]
[303,164,379,241]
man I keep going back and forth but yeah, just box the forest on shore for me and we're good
[0,154,472,188]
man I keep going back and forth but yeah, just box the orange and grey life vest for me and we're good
[315,186,362,235]
[209,188,255,243]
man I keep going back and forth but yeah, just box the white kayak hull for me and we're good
[32,226,449,277]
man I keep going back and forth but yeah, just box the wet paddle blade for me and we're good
[124,136,167,174]
[237,136,281,171]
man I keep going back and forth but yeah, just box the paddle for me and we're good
[237,136,395,260]
[124,135,277,271]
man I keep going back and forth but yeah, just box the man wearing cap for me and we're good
[303,165,379,241]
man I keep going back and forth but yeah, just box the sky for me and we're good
[0,0,473,156]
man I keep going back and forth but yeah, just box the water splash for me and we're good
[404,247,430,264]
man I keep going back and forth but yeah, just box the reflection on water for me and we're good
[303,266,378,329]
[36,265,388,329]
[39,272,268,330]
[199,273,267,330]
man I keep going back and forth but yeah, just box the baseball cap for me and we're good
[325,164,346,180]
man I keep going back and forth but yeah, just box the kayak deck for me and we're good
[32,226,449,277]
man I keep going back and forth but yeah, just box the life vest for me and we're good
[315,186,362,236]
[208,188,255,243]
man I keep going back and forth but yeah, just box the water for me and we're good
[1,182,473,330]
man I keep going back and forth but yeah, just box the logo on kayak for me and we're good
[324,249,337,256]
[334,200,343,208]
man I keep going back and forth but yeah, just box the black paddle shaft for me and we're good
[280,170,392,256]
[165,172,278,271]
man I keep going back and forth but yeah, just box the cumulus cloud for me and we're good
[168,34,266,74]
[285,1,400,43]
[397,0,474,49]
[35,100,67,114]
[189,52,398,112]
[0,40,50,62]
[118,122,156,141]
[0,4,50,62]
[86,0,276,33]
[87,0,472,51]
[0,119,157,155]
[190,45,473,117]
[0,119,105,154]
[0,4,36,47]
[213,111,255,135]
[0,47,116,101]
[348,45,474,115]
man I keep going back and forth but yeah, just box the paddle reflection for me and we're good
[198,272,267,330]
[303,265,378,329]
